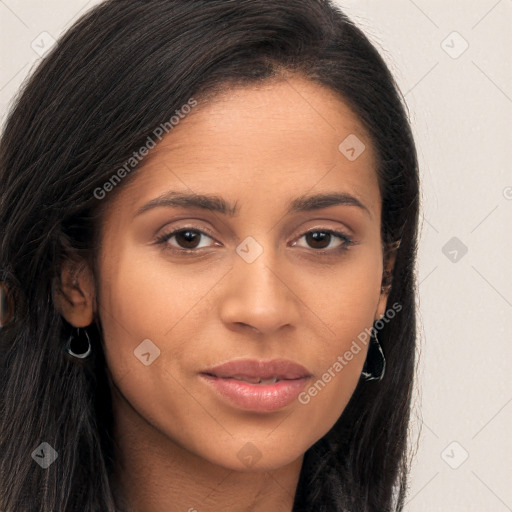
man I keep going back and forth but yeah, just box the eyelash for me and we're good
[154,226,356,256]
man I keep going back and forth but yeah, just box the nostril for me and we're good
[237,322,261,334]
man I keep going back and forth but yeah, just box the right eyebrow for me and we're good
[135,191,239,217]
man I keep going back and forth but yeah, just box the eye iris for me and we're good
[176,230,201,249]
[306,231,331,249]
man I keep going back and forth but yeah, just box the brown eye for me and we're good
[174,230,203,249]
[305,231,333,249]
[155,227,218,253]
[293,229,354,252]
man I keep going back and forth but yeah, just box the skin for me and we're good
[55,74,395,512]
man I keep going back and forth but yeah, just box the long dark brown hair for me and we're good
[0,1,420,510]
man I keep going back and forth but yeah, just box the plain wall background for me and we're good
[1,1,511,510]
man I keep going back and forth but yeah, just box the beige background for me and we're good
[1,1,512,510]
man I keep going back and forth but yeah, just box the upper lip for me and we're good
[201,359,312,380]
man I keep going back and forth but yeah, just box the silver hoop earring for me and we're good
[65,327,92,360]
[361,327,386,381]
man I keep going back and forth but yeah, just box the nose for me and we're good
[218,248,301,336]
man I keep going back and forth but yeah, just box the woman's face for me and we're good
[93,76,390,472]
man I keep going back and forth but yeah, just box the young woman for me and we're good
[0,1,420,510]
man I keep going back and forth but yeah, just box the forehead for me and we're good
[103,76,380,221]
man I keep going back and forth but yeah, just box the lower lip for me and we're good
[200,374,310,412]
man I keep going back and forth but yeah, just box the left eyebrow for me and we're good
[287,192,372,218]
[135,191,372,219]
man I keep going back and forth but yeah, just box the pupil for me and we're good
[307,232,330,249]
[177,230,200,248]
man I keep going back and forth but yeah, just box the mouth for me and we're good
[199,358,312,412]
[202,375,298,385]
[201,358,312,381]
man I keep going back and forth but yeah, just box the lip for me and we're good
[199,358,313,412]
[201,358,312,380]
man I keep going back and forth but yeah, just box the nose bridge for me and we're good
[219,234,299,334]
[238,251,280,304]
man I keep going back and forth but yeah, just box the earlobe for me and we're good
[375,265,394,319]
[375,288,390,322]
[53,258,96,327]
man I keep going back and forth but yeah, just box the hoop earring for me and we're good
[361,326,386,381]
[65,327,92,360]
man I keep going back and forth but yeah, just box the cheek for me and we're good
[300,248,383,341]
[97,241,245,418]
[96,244,205,371]
[262,250,382,428]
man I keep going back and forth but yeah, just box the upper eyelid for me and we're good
[154,225,218,247]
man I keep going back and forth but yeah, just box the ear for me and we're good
[375,241,400,321]
[53,257,96,327]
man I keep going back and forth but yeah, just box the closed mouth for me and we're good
[201,358,312,383]
[202,374,300,385]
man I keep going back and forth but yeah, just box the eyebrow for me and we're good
[135,191,372,218]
